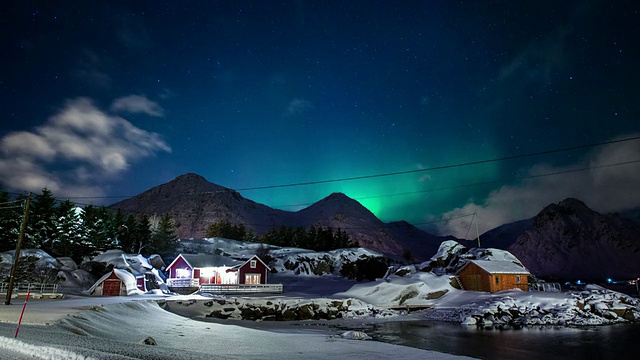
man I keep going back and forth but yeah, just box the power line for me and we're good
[36,135,640,202]
[271,158,640,208]
[235,135,640,191]
[0,206,21,211]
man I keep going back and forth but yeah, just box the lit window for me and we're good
[176,268,190,278]
[250,260,257,268]
[245,273,261,284]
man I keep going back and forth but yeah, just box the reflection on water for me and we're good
[365,320,639,360]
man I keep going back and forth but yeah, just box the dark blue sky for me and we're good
[1,1,639,236]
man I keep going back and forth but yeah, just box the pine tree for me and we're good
[29,188,57,251]
[260,228,279,246]
[109,209,125,249]
[136,214,152,254]
[0,191,22,252]
[149,213,178,257]
[79,205,112,258]
[52,200,83,258]
[119,214,138,253]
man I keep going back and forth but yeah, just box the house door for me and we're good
[102,280,121,296]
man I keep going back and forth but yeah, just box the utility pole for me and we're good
[5,193,31,305]
[475,212,481,248]
[464,212,481,248]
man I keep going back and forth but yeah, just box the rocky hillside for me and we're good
[481,198,640,280]
[109,173,448,261]
[109,173,295,238]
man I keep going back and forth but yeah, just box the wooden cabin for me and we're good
[456,260,530,293]
[237,255,270,285]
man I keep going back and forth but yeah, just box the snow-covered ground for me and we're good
[1,239,638,359]
[0,295,472,359]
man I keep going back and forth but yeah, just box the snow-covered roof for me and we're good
[460,260,530,275]
[85,268,144,296]
[170,253,243,269]
[91,250,153,276]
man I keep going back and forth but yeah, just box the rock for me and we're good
[602,310,618,320]
[623,309,640,322]
[240,306,262,320]
[282,308,297,321]
[461,316,477,325]
[207,310,231,319]
[340,331,371,340]
[138,337,157,346]
[298,304,315,320]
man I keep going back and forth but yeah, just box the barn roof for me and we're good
[459,260,530,275]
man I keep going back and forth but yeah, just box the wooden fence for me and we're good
[529,282,562,292]
[199,283,283,294]
[0,282,62,298]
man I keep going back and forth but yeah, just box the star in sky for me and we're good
[1,1,639,236]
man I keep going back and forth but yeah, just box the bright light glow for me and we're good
[175,268,190,278]
[199,267,215,277]
[220,267,237,284]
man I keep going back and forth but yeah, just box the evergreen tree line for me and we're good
[206,220,358,252]
[0,189,178,263]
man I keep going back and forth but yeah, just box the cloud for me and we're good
[111,95,164,117]
[0,97,171,198]
[435,134,640,238]
[285,98,313,116]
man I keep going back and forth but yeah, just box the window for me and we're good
[495,276,500,285]
[516,275,521,282]
[250,260,257,268]
[245,273,261,284]
[175,268,190,278]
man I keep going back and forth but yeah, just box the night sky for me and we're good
[1,1,639,237]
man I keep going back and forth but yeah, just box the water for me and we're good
[362,321,640,360]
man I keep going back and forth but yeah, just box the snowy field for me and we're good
[0,293,474,360]
[1,240,638,359]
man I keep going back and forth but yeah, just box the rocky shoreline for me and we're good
[422,288,640,328]
[162,286,640,330]
[162,296,401,322]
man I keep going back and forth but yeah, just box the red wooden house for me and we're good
[165,254,271,289]
[456,260,530,293]
[236,255,270,285]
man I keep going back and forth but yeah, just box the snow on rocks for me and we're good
[162,296,400,321]
[339,330,372,340]
[422,287,640,328]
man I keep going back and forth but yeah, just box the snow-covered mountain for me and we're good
[109,173,450,261]
[480,198,640,280]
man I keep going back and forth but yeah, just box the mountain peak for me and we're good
[174,173,208,183]
[558,197,589,210]
[323,192,351,201]
[539,197,592,218]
